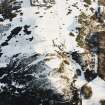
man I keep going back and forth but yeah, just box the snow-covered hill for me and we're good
[0,0,105,105]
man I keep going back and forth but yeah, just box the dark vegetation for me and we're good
[86,32,99,54]
[98,0,105,6]
[0,18,4,22]
[0,47,3,57]
[71,51,97,81]
[7,27,22,41]
[70,81,82,105]
[84,69,97,82]
[0,24,32,47]
[0,0,21,21]
[81,85,92,99]
[1,27,22,46]
[84,0,91,5]
[97,31,105,81]
[69,32,75,36]
[0,24,33,47]
[76,34,84,47]
[28,36,33,41]
[76,12,87,48]
[76,69,81,76]
[23,25,31,35]
[1,41,9,46]
[71,51,83,65]
[0,52,3,57]
[0,88,74,105]
[31,0,55,8]
[0,54,82,105]
[100,99,105,105]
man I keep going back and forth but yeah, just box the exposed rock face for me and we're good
[97,31,105,80]
[86,31,105,81]
[86,32,99,53]
[98,0,105,6]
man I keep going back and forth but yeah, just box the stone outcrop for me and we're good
[97,31,105,80]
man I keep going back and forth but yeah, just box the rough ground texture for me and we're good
[0,0,105,105]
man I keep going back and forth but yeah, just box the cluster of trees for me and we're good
[0,0,21,21]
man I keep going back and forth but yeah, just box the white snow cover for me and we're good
[82,77,105,105]
[0,0,105,104]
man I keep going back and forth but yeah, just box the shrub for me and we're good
[81,85,92,99]
[100,99,105,105]
[84,0,91,5]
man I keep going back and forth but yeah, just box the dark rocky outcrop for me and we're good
[96,32,105,81]
[85,32,99,54]
[84,69,97,82]
[71,51,83,65]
